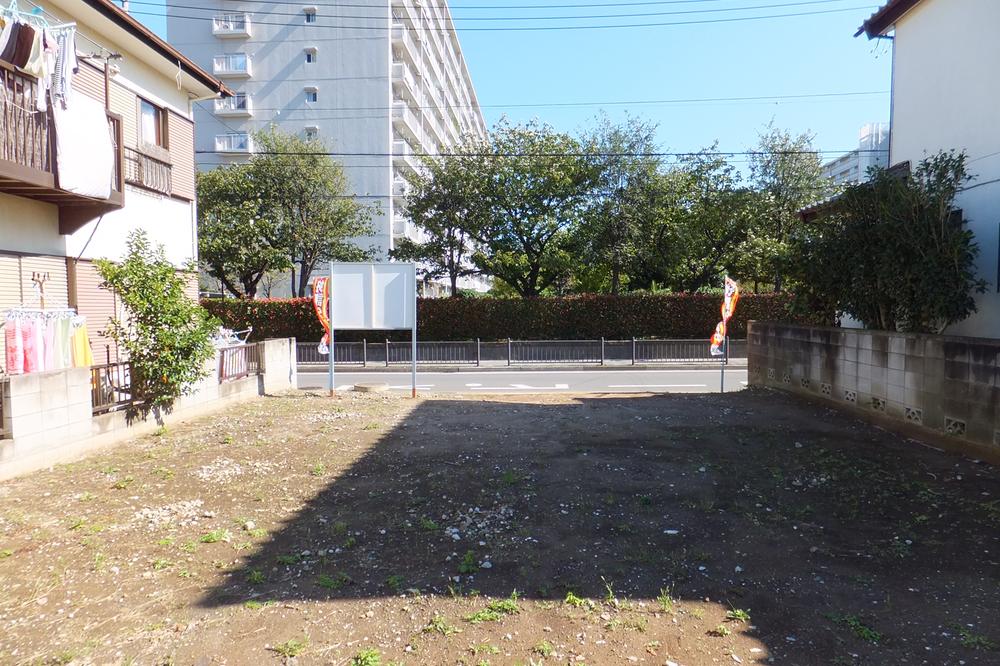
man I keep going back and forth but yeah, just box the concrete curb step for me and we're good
[297,360,748,373]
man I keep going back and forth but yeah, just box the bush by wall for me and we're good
[202,293,808,342]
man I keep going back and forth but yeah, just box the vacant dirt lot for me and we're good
[0,389,998,665]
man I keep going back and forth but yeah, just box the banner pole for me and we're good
[411,265,417,399]
[720,335,727,394]
[329,263,335,397]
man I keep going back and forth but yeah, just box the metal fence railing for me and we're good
[91,363,134,415]
[219,343,265,383]
[296,338,745,367]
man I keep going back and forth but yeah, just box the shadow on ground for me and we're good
[199,392,1000,663]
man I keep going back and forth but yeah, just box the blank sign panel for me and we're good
[329,262,415,330]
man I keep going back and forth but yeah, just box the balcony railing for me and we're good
[124,147,172,196]
[213,13,251,37]
[0,62,124,231]
[213,54,252,78]
[215,133,254,153]
[214,93,252,117]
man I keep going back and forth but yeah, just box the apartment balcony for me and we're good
[214,133,254,154]
[392,177,409,199]
[391,101,422,144]
[214,93,253,117]
[123,147,172,196]
[212,54,252,78]
[212,13,251,38]
[391,23,420,67]
[0,63,124,234]
[392,140,421,172]
[391,61,418,103]
[391,0,417,27]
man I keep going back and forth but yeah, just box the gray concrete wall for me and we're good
[748,321,1000,463]
[0,339,297,480]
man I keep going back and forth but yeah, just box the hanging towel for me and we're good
[57,315,72,369]
[71,321,93,368]
[52,93,114,199]
[43,316,56,371]
[22,316,42,373]
[20,25,45,79]
[0,19,14,62]
[52,29,78,109]
[10,23,34,69]
[4,316,24,375]
[0,21,20,64]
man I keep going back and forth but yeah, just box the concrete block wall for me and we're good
[748,321,1000,463]
[0,339,297,480]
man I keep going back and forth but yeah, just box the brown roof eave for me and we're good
[82,0,232,97]
[855,0,923,39]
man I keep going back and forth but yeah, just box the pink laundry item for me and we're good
[5,317,24,374]
[22,317,40,373]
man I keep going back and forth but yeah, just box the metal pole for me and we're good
[600,337,605,366]
[362,339,367,367]
[328,264,335,397]
[507,338,512,367]
[631,337,636,366]
[720,336,728,394]
[411,267,417,399]
[385,339,390,367]
[476,338,481,367]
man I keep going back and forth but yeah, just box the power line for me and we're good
[128,5,875,32]
[144,0,832,9]
[195,148,888,158]
[134,0,853,23]
[210,90,888,114]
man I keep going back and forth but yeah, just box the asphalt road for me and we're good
[297,368,748,394]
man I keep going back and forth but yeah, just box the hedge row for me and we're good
[201,293,805,342]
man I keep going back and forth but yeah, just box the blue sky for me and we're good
[139,0,891,167]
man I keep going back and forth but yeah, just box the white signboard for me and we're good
[326,262,418,397]
[330,263,416,330]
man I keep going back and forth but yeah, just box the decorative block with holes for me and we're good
[945,417,966,436]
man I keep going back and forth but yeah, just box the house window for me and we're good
[305,48,317,63]
[138,98,166,148]
[305,88,318,103]
[304,8,317,23]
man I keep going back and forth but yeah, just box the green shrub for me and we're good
[201,292,805,342]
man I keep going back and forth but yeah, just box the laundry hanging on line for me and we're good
[3,308,93,375]
[0,1,79,112]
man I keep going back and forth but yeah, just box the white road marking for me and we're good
[607,384,707,388]
[472,383,571,391]
[465,383,483,387]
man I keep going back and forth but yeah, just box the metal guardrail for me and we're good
[91,363,134,415]
[296,338,746,366]
[219,343,265,383]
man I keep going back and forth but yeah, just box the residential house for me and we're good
[858,0,1000,337]
[1,0,230,369]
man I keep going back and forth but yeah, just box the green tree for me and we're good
[747,124,832,291]
[252,129,376,297]
[787,151,986,332]
[96,231,218,410]
[630,148,756,292]
[197,163,289,299]
[576,114,661,294]
[468,119,594,297]
[392,148,483,297]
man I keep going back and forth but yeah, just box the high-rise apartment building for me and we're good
[165,0,487,260]
[820,122,890,186]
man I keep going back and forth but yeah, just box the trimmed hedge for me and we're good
[202,293,804,342]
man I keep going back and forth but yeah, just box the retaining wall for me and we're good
[0,338,296,480]
[748,321,1000,463]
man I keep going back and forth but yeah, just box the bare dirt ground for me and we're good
[0,389,998,666]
